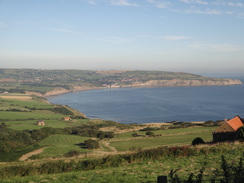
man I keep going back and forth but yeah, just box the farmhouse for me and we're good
[63,117,71,121]
[36,120,45,126]
[212,116,244,142]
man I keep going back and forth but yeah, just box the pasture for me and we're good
[5,119,69,130]
[0,94,90,130]
[0,142,243,183]
[38,135,89,157]
[111,126,216,151]
[0,111,66,120]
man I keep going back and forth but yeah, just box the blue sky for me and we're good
[0,0,244,74]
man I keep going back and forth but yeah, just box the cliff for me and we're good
[1,69,240,97]
[40,78,242,97]
[121,78,242,88]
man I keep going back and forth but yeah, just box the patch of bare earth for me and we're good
[0,95,32,101]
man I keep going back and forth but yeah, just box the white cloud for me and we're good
[185,8,231,15]
[180,0,208,5]
[161,35,191,41]
[227,2,244,7]
[214,1,244,8]
[47,28,83,34]
[146,0,171,8]
[110,0,139,7]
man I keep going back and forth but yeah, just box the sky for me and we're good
[0,0,244,74]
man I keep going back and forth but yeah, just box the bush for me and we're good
[192,137,205,145]
[146,131,155,136]
[64,150,82,157]
[97,131,115,139]
[140,127,159,131]
[236,126,244,142]
[132,132,138,137]
[84,139,99,149]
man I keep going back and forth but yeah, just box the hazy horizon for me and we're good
[1,0,244,74]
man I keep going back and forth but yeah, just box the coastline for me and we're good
[45,82,244,124]
[41,78,242,97]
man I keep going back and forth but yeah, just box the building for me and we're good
[213,116,244,142]
[63,117,71,121]
[36,120,45,126]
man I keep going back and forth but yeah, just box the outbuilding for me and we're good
[212,116,244,142]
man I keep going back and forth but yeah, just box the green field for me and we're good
[0,97,53,109]
[0,143,243,183]
[0,95,89,130]
[5,119,69,130]
[1,94,243,182]
[111,127,215,151]
[38,135,89,157]
[0,111,66,120]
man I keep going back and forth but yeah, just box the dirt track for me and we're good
[19,147,46,161]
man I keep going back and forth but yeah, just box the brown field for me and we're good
[0,94,32,101]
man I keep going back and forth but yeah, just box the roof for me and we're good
[213,116,244,133]
[227,116,244,131]
[214,122,235,133]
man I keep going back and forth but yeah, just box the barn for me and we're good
[212,116,244,142]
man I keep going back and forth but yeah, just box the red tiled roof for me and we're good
[227,116,244,131]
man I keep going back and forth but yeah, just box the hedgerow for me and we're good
[0,143,243,179]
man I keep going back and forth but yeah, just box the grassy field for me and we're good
[0,94,89,130]
[0,111,66,120]
[5,119,70,130]
[38,135,89,157]
[1,93,243,182]
[111,126,215,151]
[0,95,53,108]
[0,142,243,183]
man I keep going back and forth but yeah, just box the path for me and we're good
[19,147,46,161]
[103,141,118,153]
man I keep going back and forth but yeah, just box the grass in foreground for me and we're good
[1,142,243,183]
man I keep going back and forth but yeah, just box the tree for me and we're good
[192,137,205,145]
[236,126,244,142]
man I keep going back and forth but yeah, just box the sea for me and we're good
[47,75,244,124]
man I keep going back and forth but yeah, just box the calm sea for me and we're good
[47,75,244,124]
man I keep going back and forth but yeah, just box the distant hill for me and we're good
[0,69,242,96]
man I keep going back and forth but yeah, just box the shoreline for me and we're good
[43,79,243,97]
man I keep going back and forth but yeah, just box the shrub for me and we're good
[146,131,155,136]
[64,150,82,157]
[84,139,99,149]
[97,131,115,139]
[192,137,205,145]
[140,127,159,131]
[132,132,138,137]
[236,126,244,142]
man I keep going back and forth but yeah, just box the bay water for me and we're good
[48,76,244,124]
